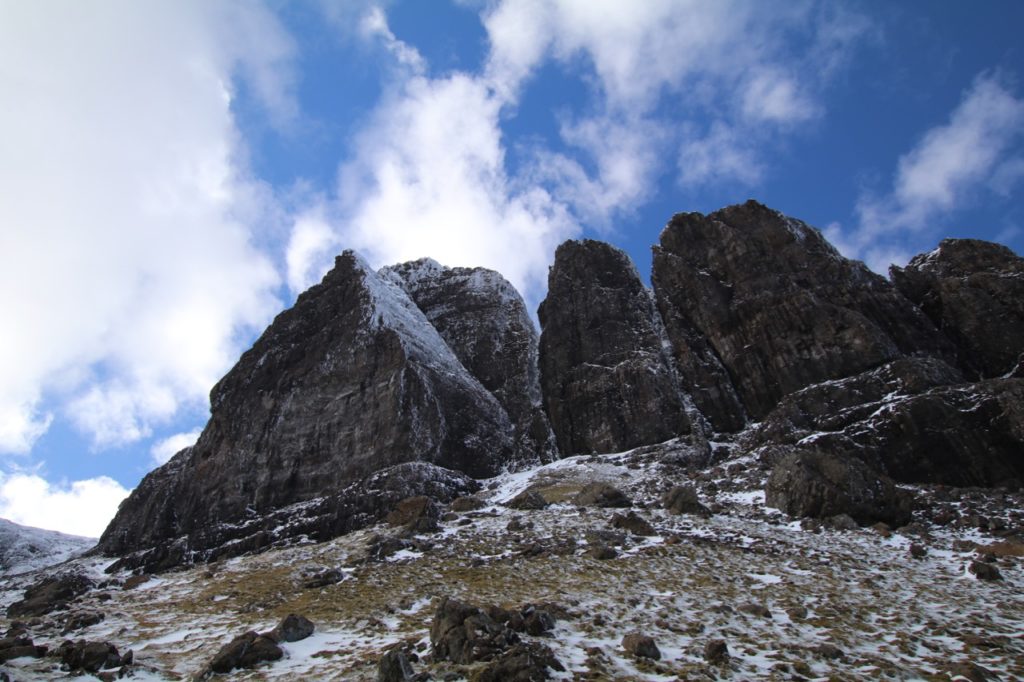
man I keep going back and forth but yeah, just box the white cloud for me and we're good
[0,473,130,538]
[741,68,819,124]
[529,115,667,228]
[679,122,763,188]
[0,2,291,452]
[333,71,578,304]
[834,73,1024,268]
[480,1,868,205]
[151,428,203,466]
[360,6,426,74]
[286,210,342,296]
[890,74,1024,224]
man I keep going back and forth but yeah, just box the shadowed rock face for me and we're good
[891,238,1024,379]
[382,258,557,464]
[538,240,691,455]
[652,200,954,422]
[98,252,514,560]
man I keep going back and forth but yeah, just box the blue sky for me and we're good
[1,1,1022,536]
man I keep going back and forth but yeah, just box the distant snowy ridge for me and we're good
[0,518,94,576]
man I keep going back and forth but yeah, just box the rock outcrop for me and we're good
[98,252,513,566]
[891,238,1024,378]
[538,240,692,455]
[383,258,557,464]
[653,200,954,423]
[92,201,1024,572]
[765,448,913,527]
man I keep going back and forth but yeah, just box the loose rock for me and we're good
[378,648,416,682]
[704,638,729,664]
[610,511,656,536]
[621,633,660,660]
[574,483,631,508]
[203,631,283,676]
[269,613,315,643]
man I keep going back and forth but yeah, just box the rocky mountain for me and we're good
[92,201,1024,574]
[0,520,93,576]
[3,200,1024,680]
[98,252,518,570]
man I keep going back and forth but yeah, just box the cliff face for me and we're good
[891,238,1024,378]
[537,240,693,456]
[652,201,955,422]
[97,201,1024,571]
[382,258,557,465]
[98,252,517,563]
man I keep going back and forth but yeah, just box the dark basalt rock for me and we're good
[377,648,416,681]
[749,356,964,448]
[762,378,1024,489]
[765,448,913,527]
[383,258,557,464]
[430,597,519,664]
[201,631,283,676]
[57,639,123,673]
[653,200,954,422]
[7,573,93,618]
[97,252,513,565]
[538,240,692,455]
[891,238,1024,378]
[269,614,315,643]
[473,642,564,681]
[105,462,479,574]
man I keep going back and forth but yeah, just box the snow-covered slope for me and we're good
[0,518,93,576]
[1,441,1020,681]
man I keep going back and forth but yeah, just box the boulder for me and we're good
[621,633,661,660]
[377,648,415,682]
[106,461,479,574]
[765,448,913,527]
[269,614,314,643]
[661,484,709,516]
[383,258,557,464]
[203,631,283,676]
[573,483,631,508]
[7,573,93,618]
[430,597,518,664]
[892,238,1024,378]
[538,240,691,455]
[472,642,564,681]
[610,511,656,536]
[652,200,953,423]
[57,639,122,673]
[97,252,516,568]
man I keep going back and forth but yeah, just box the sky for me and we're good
[1,1,1022,538]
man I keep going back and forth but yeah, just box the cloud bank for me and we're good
[0,473,129,538]
[0,2,292,453]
